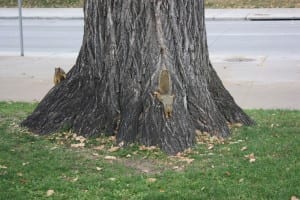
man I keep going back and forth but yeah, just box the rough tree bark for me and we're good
[22,0,254,155]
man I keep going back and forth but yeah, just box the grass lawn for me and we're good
[0,0,300,8]
[0,102,299,199]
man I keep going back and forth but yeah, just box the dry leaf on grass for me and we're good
[147,178,157,183]
[71,177,79,182]
[108,146,120,152]
[46,189,55,197]
[291,196,299,200]
[74,136,86,143]
[17,172,23,177]
[176,156,194,164]
[93,145,105,150]
[96,167,102,171]
[139,145,158,151]
[0,165,7,169]
[241,146,248,151]
[104,156,117,160]
[71,143,85,148]
[245,153,256,163]
[208,144,214,150]
[92,153,99,156]
[109,177,116,181]
[229,123,243,128]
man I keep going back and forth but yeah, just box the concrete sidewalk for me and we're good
[1,8,300,20]
[1,55,299,109]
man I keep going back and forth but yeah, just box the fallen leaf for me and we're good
[147,178,157,183]
[109,177,116,181]
[291,196,299,200]
[241,146,248,151]
[108,146,120,152]
[108,136,116,142]
[176,156,194,164]
[93,145,105,150]
[71,143,85,148]
[208,144,214,150]
[71,177,79,182]
[46,190,55,197]
[225,171,231,176]
[118,141,125,147]
[92,153,99,156]
[75,136,86,143]
[239,178,244,183]
[17,172,23,177]
[126,154,131,158]
[104,156,117,160]
[139,145,157,151]
[232,123,243,128]
[142,169,150,173]
[245,153,256,163]
[22,162,30,166]
[0,165,7,169]
[96,167,102,171]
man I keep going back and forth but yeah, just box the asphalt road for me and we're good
[0,19,300,57]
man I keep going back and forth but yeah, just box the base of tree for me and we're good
[21,0,255,155]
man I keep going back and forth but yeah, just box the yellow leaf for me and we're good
[71,143,85,148]
[17,172,23,177]
[139,145,158,151]
[245,153,256,163]
[75,136,86,143]
[96,167,102,171]
[108,146,120,152]
[147,178,157,183]
[208,144,214,150]
[0,165,7,169]
[241,146,248,151]
[93,145,105,150]
[46,190,55,197]
[71,177,78,182]
[104,156,117,160]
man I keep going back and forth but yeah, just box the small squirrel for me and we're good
[154,69,175,119]
[53,67,66,85]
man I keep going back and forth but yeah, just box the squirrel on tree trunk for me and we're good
[53,67,66,85]
[154,68,175,119]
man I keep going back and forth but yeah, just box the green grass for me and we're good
[0,102,299,199]
[0,0,300,8]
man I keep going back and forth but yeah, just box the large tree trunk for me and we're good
[22,0,254,155]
